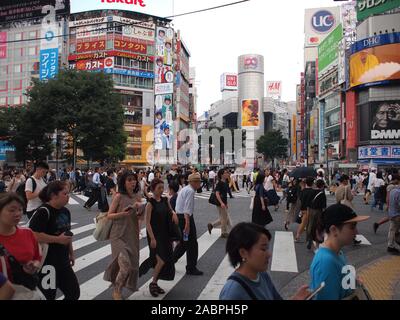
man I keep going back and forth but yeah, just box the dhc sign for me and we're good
[312,10,336,33]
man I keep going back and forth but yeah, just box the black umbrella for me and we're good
[289,167,317,179]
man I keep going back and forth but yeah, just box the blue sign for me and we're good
[0,141,15,161]
[104,68,154,79]
[351,32,400,54]
[40,48,59,81]
[358,146,400,159]
[312,10,335,33]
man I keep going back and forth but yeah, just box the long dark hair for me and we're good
[118,171,140,195]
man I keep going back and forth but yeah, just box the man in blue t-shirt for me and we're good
[309,204,369,300]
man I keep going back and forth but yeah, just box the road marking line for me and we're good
[355,234,372,246]
[76,194,89,202]
[198,255,233,300]
[68,198,79,205]
[71,224,95,236]
[128,229,220,300]
[271,231,298,273]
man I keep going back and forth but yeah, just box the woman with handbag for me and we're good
[309,204,369,300]
[0,193,43,300]
[139,178,179,298]
[103,171,143,300]
[29,181,79,300]
[252,173,273,227]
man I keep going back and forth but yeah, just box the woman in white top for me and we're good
[371,172,385,211]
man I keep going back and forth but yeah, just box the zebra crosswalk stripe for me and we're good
[128,229,220,300]
[198,255,233,300]
[271,231,298,273]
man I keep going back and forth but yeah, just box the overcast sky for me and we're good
[171,0,341,115]
[72,0,340,115]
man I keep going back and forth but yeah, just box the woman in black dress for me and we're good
[252,173,273,227]
[139,178,178,297]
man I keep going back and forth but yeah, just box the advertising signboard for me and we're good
[0,0,69,24]
[154,26,174,153]
[357,0,400,21]
[0,141,15,161]
[122,25,155,41]
[266,81,282,98]
[76,24,107,39]
[220,73,238,91]
[350,33,400,88]
[304,7,341,47]
[155,83,174,95]
[359,100,400,143]
[76,40,106,53]
[70,0,174,19]
[359,145,400,159]
[73,57,114,71]
[104,68,154,79]
[114,38,147,54]
[0,32,6,59]
[318,24,343,76]
[241,100,260,129]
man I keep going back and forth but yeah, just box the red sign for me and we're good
[114,39,147,54]
[69,51,153,62]
[346,91,357,150]
[76,59,105,70]
[0,32,6,59]
[226,75,237,87]
[76,40,106,53]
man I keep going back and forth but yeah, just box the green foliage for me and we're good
[256,130,288,162]
[8,70,127,163]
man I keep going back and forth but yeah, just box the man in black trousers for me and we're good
[173,173,204,275]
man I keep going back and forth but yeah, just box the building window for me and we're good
[29,31,37,39]
[13,80,22,90]
[146,108,150,117]
[0,66,7,75]
[14,65,22,73]
[12,96,21,105]
[0,97,6,106]
[28,47,36,56]
[15,33,22,41]
[0,80,7,91]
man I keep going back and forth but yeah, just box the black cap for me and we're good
[323,204,369,229]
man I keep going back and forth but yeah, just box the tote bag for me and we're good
[93,212,113,241]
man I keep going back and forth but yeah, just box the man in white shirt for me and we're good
[25,162,49,218]
[366,168,377,205]
[264,169,279,211]
[208,169,216,191]
[173,173,203,276]
[148,170,155,183]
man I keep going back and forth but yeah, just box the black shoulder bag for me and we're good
[0,244,39,290]
[228,275,258,300]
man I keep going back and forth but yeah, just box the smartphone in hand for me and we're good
[306,282,325,300]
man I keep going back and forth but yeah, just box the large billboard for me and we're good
[359,101,400,143]
[357,0,400,21]
[70,0,174,19]
[350,42,400,88]
[304,6,341,48]
[154,26,174,156]
[0,0,70,23]
[241,100,260,129]
[318,24,343,76]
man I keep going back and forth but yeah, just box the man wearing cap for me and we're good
[309,204,369,300]
[387,175,400,254]
[173,173,204,276]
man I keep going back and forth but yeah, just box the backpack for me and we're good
[16,177,42,211]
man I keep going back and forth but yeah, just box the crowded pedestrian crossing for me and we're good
[55,194,373,300]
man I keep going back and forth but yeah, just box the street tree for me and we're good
[25,70,127,165]
[256,130,288,167]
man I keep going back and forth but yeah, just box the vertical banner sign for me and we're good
[40,5,59,81]
[154,27,174,157]
[0,32,7,59]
